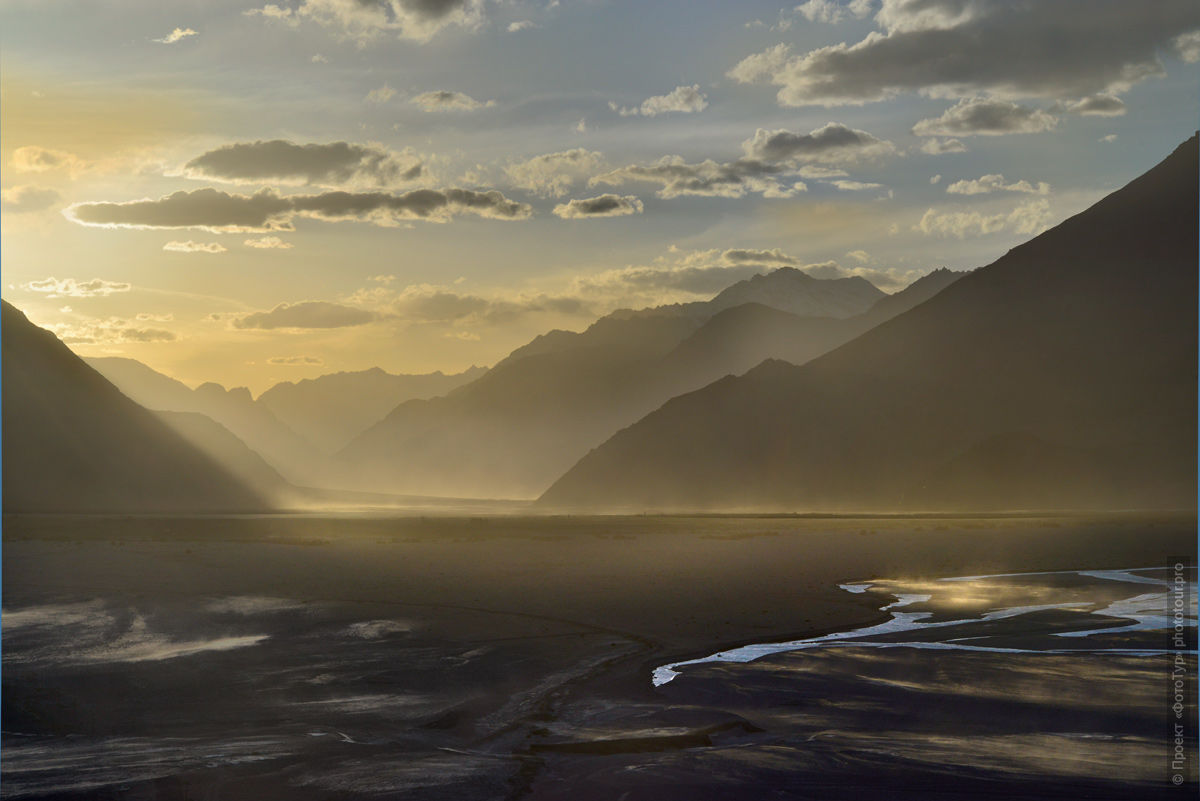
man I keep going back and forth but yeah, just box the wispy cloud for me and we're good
[153,27,197,44]
[163,240,228,253]
[22,277,131,298]
[610,85,708,117]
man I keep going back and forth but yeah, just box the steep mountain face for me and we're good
[257,365,486,453]
[86,357,320,485]
[539,136,1199,512]
[336,267,960,499]
[2,302,267,513]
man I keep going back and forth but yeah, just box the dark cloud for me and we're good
[233,301,378,330]
[729,0,1200,106]
[741,122,897,162]
[721,248,798,265]
[47,316,175,345]
[911,98,1058,137]
[553,194,643,219]
[67,186,532,232]
[591,156,801,199]
[1,185,61,213]
[182,140,423,187]
[411,90,493,111]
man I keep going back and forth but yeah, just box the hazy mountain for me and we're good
[86,357,321,485]
[337,266,959,498]
[156,410,292,501]
[257,365,486,453]
[698,267,884,318]
[540,135,1199,512]
[2,301,267,513]
[664,269,963,379]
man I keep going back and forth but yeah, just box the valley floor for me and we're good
[2,513,1195,799]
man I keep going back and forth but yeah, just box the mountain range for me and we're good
[2,301,268,513]
[334,268,961,498]
[539,135,1199,512]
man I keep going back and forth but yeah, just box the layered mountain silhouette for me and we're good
[85,356,322,485]
[336,268,960,498]
[3,301,267,513]
[540,135,1199,512]
[257,365,485,453]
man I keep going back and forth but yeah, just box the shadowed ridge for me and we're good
[3,301,270,513]
[540,134,1199,512]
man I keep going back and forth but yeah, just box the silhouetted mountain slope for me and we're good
[156,411,292,500]
[3,302,267,513]
[257,366,486,453]
[337,267,954,498]
[86,356,321,484]
[540,136,1199,512]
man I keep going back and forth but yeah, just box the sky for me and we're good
[2,0,1198,394]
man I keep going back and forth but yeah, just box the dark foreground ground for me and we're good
[2,512,1196,799]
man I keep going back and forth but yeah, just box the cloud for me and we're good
[507,20,536,32]
[244,236,294,249]
[136,312,175,322]
[268,355,324,365]
[67,186,532,232]
[1099,134,1118,143]
[591,156,804,199]
[365,84,396,104]
[741,122,897,162]
[233,301,378,330]
[411,90,494,111]
[553,194,643,219]
[831,179,888,192]
[504,148,603,197]
[611,85,708,117]
[569,247,808,300]
[915,198,1052,238]
[1,185,61,214]
[727,1,1200,106]
[795,0,873,24]
[591,123,892,200]
[153,27,197,44]
[353,282,591,325]
[845,249,870,263]
[920,137,967,154]
[1176,30,1200,62]
[727,42,792,84]
[181,140,423,188]
[945,174,1050,195]
[1063,94,1126,116]
[246,0,485,44]
[930,174,941,184]
[163,240,228,253]
[912,98,1058,137]
[47,317,176,345]
[11,145,85,175]
[22,277,131,298]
